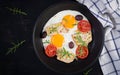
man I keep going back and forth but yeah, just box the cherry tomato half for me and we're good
[77,20,91,32]
[45,44,57,57]
[76,46,89,59]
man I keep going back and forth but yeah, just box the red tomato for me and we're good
[77,20,91,32]
[76,46,89,59]
[45,44,57,57]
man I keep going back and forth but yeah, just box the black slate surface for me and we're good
[0,0,103,75]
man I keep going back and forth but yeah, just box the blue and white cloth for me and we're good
[76,0,120,75]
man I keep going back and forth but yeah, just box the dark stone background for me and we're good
[0,0,103,75]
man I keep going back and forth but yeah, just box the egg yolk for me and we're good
[51,34,64,48]
[62,15,76,29]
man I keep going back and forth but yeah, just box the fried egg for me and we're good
[42,10,92,63]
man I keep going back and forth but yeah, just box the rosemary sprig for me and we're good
[6,40,26,55]
[83,68,93,75]
[6,7,27,15]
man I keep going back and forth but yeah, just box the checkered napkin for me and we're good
[76,0,120,75]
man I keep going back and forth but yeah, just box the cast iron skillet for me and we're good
[33,1,104,74]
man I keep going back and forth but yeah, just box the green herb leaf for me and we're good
[63,18,67,22]
[61,47,72,57]
[78,47,83,55]
[76,31,81,34]
[49,26,58,34]
[6,40,26,55]
[83,68,93,75]
[43,40,50,44]
[72,24,77,26]
[76,34,87,46]
[6,7,27,15]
